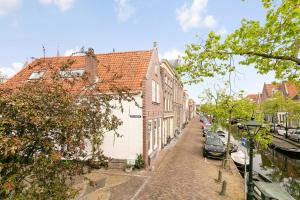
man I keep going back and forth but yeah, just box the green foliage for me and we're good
[0,51,136,199]
[200,89,256,128]
[134,154,145,169]
[199,88,272,148]
[261,91,300,122]
[178,0,300,83]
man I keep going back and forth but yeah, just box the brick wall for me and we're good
[142,48,163,166]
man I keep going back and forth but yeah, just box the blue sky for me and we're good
[0,0,276,102]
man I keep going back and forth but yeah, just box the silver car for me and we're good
[289,130,300,143]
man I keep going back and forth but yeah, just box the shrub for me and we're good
[134,154,145,169]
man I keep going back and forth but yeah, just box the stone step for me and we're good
[108,159,127,169]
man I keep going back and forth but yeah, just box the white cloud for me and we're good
[216,26,228,36]
[114,0,135,22]
[160,49,183,60]
[176,0,217,32]
[38,0,74,11]
[0,62,24,78]
[0,0,21,16]
[203,15,216,28]
[64,47,84,56]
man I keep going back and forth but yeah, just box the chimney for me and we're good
[153,41,157,48]
[85,48,99,84]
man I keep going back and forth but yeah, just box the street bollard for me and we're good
[217,170,222,183]
[219,180,227,196]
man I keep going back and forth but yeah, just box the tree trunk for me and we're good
[224,110,232,169]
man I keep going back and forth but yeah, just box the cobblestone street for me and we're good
[135,117,244,200]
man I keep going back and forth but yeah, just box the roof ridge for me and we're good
[34,49,153,60]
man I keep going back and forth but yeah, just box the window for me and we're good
[148,121,152,153]
[152,80,160,103]
[156,82,160,103]
[59,69,85,78]
[28,71,45,80]
[152,80,156,102]
[153,119,157,149]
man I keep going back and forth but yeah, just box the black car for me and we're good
[203,137,225,159]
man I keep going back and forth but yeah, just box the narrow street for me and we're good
[136,117,244,200]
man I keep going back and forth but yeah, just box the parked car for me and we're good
[203,137,225,159]
[289,130,300,143]
[287,128,297,137]
[277,128,286,136]
[270,124,281,133]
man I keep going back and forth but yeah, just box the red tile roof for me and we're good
[263,83,281,98]
[284,82,299,98]
[2,50,153,93]
[246,94,259,102]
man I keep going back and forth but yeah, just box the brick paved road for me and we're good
[136,117,244,200]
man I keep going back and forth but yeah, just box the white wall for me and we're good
[100,94,143,161]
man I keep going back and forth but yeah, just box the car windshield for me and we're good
[206,138,223,146]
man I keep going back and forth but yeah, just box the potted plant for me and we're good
[124,163,133,173]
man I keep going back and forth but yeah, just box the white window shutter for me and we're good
[152,80,155,102]
[157,82,160,103]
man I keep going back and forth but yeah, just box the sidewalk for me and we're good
[135,117,245,200]
[75,117,245,200]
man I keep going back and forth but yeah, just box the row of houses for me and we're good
[1,43,196,167]
[246,82,300,127]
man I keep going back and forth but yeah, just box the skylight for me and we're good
[28,71,45,80]
[59,69,85,78]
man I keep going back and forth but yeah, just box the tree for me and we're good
[0,50,136,199]
[261,92,300,127]
[178,0,300,82]
[200,88,271,167]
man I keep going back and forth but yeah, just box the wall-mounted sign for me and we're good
[130,115,142,118]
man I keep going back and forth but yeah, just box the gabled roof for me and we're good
[263,83,281,98]
[284,82,299,98]
[262,82,299,99]
[2,50,153,93]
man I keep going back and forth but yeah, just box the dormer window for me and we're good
[59,69,85,78]
[28,71,45,80]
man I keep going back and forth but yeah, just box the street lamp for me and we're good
[244,117,262,200]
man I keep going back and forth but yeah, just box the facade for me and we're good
[188,99,196,120]
[255,82,300,127]
[160,59,183,146]
[2,44,196,168]
[160,60,175,146]
[2,44,164,167]
[170,61,184,135]
[143,44,164,166]
[183,91,189,124]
